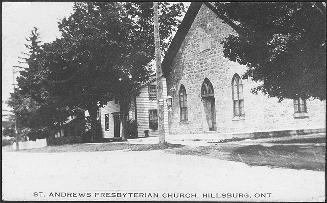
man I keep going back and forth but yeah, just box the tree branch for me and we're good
[204,2,249,38]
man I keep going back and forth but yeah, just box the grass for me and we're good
[19,142,183,153]
[268,137,325,144]
[230,144,325,171]
[169,143,325,171]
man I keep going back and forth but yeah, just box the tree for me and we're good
[8,27,70,139]
[208,2,326,101]
[46,2,185,140]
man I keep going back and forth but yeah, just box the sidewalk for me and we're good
[128,131,325,146]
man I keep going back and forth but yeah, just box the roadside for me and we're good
[2,147,325,201]
[6,132,325,171]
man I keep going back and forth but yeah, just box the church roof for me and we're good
[161,2,239,77]
[161,2,203,77]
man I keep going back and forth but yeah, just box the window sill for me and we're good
[293,112,309,119]
[179,120,189,124]
[232,116,245,121]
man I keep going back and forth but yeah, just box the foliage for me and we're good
[47,136,83,146]
[26,128,51,141]
[2,119,15,137]
[8,3,185,141]
[2,138,15,146]
[7,28,71,140]
[211,2,326,100]
[44,2,185,140]
[2,127,15,138]
[125,119,138,139]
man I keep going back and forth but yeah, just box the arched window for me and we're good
[179,85,188,121]
[201,78,214,97]
[232,74,244,117]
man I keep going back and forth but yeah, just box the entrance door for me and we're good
[201,78,216,131]
[203,97,216,131]
[113,114,120,138]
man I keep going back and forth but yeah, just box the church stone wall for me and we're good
[166,4,325,135]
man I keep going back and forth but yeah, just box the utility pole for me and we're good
[12,67,19,151]
[153,2,165,145]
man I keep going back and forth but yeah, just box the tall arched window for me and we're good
[179,85,188,121]
[232,74,244,117]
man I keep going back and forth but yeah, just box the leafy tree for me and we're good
[208,2,326,101]
[46,2,185,140]
[8,27,70,138]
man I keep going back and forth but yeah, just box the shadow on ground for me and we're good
[230,144,325,171]
[17,142,184,153]
[168,143,325,171]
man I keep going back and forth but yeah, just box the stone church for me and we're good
[97,2,325,138]
[161,2,326,135]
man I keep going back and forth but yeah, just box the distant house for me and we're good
[99,76,169,138]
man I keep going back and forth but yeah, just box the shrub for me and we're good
[125,119,138,139]
[2,128,15,137]
[47,136,83,146]
[27,129,50,141]
[2,138,15,146]
[81,130,92,142]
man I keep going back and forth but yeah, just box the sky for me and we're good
[2,2,74,110]
[2,2,190,112]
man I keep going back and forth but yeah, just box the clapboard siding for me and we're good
[136,81,158,137]
[99,78,169,138]
[136,78,169,137]
[100,101,121,138]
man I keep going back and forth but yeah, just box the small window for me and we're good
[105,114,109,131]
[148,85,157,100]
[294,98,307,113]
[232,74,245,117]
[114,98,119,104]
[149,109,158,130]
[96,109,100,121]
[179,85,188,121]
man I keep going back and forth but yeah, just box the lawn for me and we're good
[18,142,183,153]
[170,142,325,171]
[229,144,325,171]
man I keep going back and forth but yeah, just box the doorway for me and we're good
[201,78,216,131]
[113,113,121,138]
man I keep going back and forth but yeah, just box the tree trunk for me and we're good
[120,99,129,141]
[88,105,98,142]
[59,122,62,137]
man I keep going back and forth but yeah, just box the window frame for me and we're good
[201,79,214,97]
[232,74,245,117]
[148,85,157,100]
[148,109,158,130]
[179,85,188,121]
[104,114,109,131]
[293,97,307,113]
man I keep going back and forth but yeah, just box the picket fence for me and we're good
[12,139,47,150]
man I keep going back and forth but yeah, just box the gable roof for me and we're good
[161,2,241,77]
[161,2,203,77]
